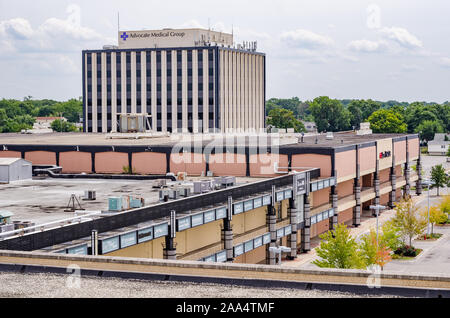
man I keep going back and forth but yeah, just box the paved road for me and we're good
[283,186,450,275]
[383,226,450,275]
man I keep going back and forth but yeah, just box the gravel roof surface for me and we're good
[0,272,400,298]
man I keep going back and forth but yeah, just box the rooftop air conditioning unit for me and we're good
[178,186,191,197]
[83,190,96,201]
[159,189,170,201]
[153,179,167,188]
[220,176,236,188]
[194,181,212,194]
[120,114,146,133]
[326,132,334,140]
[169,188,179,200]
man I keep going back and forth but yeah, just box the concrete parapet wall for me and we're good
[1,250,449,291]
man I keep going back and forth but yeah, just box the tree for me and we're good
[431,165,447,196]
[313,224,364,269]
[368,109,407,133]
[415,120,444,143]
[358,230,378,267]
[359,224,397,269]
[347,99,381,129]
[50,119,77,132]
[266,108,306,133]
[380,219,403,251]
[421,206,447,235]
[390,199,427,246]
[440,195,450,215]
[404,102,443,133]
[309,97,351,132]
[375,246,392,271]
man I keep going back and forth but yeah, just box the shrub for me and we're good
[394,245,418,257]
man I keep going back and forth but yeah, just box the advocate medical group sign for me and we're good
[118,28,233,49]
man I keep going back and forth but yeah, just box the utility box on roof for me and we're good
[0,158,32,183]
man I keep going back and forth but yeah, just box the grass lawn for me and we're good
[392,249,423,260]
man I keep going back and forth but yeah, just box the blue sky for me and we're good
[0,0,449,103]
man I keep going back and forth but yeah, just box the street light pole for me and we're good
[422,179,434,237]
[269,246,292,265]
[370,204,387,248]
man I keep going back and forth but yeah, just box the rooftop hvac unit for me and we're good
[169,189,179,200]
[13,221,35,233]
[0,224,14,233]
[159,189,170,201]
[122,195,130,210]
[120,114,146,133]
[178,186,191,197]
[220,176,236,187]
[83,190,96,201]
[108,197,123,212]
[130,197,144,208]
[326,132,334,140]
[152,179,167,188]
[194,181,212,194]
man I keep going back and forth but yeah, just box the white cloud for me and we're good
[348,39,387,53]
[0,18,34,40]
[0,4,113,81]
[379,27,423,48]
[438,57,450,68]
[280,29,334,49]
[401,64,423,72]
[0,4,112,55]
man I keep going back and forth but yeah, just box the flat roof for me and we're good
[0,176,269,225]
[0,158,24,165]
[0,132,416,149]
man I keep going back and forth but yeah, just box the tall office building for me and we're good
[82,28,266,133]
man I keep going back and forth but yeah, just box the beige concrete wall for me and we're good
[106,237,164,259]
[95,152,128,174]
[338,208,353,224]
[231,206,267,235]
[234,245,266,264]
[25,151,56,165]
[311,218,330,238]
[219,49,265,132]
[170,153,206,176]
[380,193,389,206]
[132,152,166,175]
[379,168,391,183]
[0,151,21,158]
[209,153,246,177]
[338,179,354,198]
[394,140,406,164]
[249,154,288,177]
[175,220,222,256]
[311,188,330,208]
[291,154,332,178]
[377,138,393,171]
[395,165,403,177]
[409,138,420,161]
[335,150,356,181]
[360,146,376,176]
[60,152,92,173]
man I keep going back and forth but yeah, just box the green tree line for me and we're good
[266,97,449,142]
[0,97,82,133]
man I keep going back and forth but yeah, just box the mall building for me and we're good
[82,28,266,134]
[0,131,422,265]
